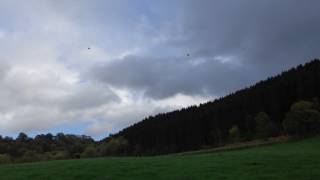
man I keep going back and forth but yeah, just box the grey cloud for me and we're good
[0,62,10,80]
[90,0,320,99]
[90,56,256,99]
[182,0,320,71]
[61,83,120,111]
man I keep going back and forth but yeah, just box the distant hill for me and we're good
[113,59,320,155]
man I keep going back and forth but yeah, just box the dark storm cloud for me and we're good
[91,56,255,99]
[90,0,320,99]
[183,0,320,70]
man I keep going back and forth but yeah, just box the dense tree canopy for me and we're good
[0,133,95,163]
[113,59,320,155]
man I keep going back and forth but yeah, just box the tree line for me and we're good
[113,59,320,155]
[1,59,320,164]
[0,132,131,164]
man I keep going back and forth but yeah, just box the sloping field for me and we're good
[0,137,319,180]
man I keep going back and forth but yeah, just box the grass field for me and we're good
[0,137,319,180]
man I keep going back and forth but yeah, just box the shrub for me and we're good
[100,136,128,156]
[81,146,98,158]
[39,152,54,161]
[254,112,279,139]
[283,101,320,137]
[20,151,40,163]
[254,112,270,139]
[229,125,240,143]
[51,151,70,160]
[0,154,11,164]
[290,101,316,111]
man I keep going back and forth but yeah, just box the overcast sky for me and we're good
[0,0,320,139]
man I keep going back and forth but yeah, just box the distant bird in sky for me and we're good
[88,47,91,50]
[187,53,190,57]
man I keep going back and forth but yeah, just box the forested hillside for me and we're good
[114,59,320,155]
[1,59,320,163]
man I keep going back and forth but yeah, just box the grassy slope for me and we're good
[0,137,319,180]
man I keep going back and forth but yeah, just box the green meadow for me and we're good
[0,137,319,180]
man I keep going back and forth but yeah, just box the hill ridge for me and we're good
[113,59,320,155]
